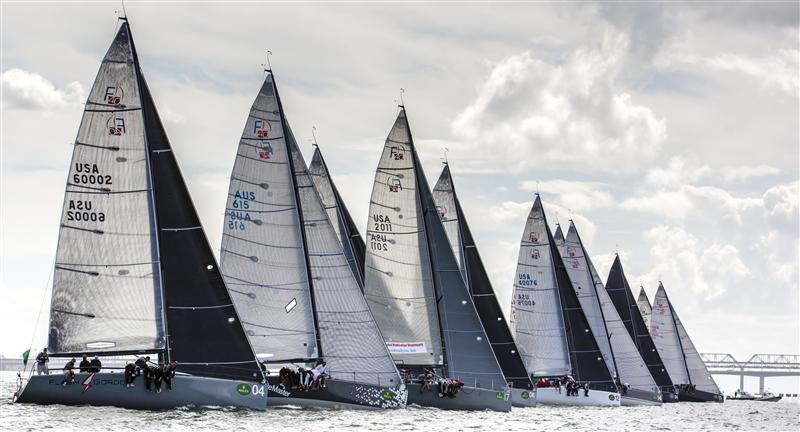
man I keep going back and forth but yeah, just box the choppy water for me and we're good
[1,373,798,431]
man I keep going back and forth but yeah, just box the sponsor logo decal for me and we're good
[381,389,394,401]
[236,383,251,396]
[268,383,291,397]
[386,341,427,354]
[521,391,530,399]
[81,373,96,394]
[496,392,504,400]
[608,394,615,401]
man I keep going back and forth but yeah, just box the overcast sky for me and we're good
[2,2,798,393]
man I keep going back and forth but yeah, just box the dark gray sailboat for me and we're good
[363,107,511,412]
[605,255,679,402]
[432,164,535,407]
[510,197,620,406]
[14,19,268,411]
[218,71,406,410]
[308,146,366,290]
[649,283,724,403]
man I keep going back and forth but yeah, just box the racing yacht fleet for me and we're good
[12,16,725,411]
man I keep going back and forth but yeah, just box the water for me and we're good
[1,373,798,431]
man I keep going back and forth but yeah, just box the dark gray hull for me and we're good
[678,388,724,403]
[14,372,267,410]
[620,388,663,406]
[405,383,511,412]
[266,376,406,410]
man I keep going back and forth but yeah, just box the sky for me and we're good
[1,2,798,394]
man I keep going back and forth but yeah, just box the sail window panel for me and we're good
[510,205,571,377]
[650,289,691,384]
[288,134,401,387]
[364,121,443,367]
[560,229,616,376]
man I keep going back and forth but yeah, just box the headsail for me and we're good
[308,147,366,290]
[364,108,506,389]
[605,256,673,389]
[49,21,262,382]
[638,287,653,328]
[433,165,532,390]
[221,72,400,387]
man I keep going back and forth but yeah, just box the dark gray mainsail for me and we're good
[308,147,366,290]
[363,108,507,390]
[219,72,400,388]
[47,20,262,382]
[432,164,532,391]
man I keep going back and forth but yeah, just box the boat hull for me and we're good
[662,390,680,403]
[535,386,621,407]
[620,388,662,406]
[265,376,406,410]
[510,387,537,407]
[678,388,724,403]
[14,372,267,410]
[405,383,511,412]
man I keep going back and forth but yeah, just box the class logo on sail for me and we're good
[258,142,273,160]
[388,178,402,193]
[254,119,271,138]
[107,116,126,136]
[389,146,404,160]
[104,85,124,105]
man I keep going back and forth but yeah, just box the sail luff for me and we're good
[272,73,324,359]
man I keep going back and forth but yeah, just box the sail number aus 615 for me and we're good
[66,200,105,222]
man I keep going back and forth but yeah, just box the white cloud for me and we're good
[721,165,781,183]
[521,179,613,212]
[1,68,83,110]
[449,29,666,175]
[645,157,711,188]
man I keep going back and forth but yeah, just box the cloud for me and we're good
[1,68,84,110]
[721,165,782,182]
[448,29,666,175]
[521,179,613,212]
[645,157,711,188]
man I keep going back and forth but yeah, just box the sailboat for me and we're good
[13,19,268,410]
[605,256,679,402]
[510,196,620,406]
[308,146,366,290]
[556,222,662,406]
[431,164,536,407]
[218,70,406,410]
[649,283,724,403]
[363,107,511,412]
[638,287,653,329]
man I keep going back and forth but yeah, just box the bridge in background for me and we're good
[701,353,800,394]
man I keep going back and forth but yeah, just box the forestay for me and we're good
[509,196,571,377]
[558,224,616,379]
[220,74,318,361]
[308,147,366,290]
[287,128,401,387]
[650,284,691,384]
[48,23,164,355]
[433,165,532,390]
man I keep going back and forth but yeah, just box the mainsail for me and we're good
[308,147,366,290]
[432,164,532,390]
[49,21,262,382]
[363,108,506,389]
[220,72,400,387]
[605,256,673,390]
[651,283,721,394]
[638,287,653,329]
[563,223,658,393]
[510,197,615,390]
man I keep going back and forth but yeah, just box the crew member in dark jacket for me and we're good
[79,356,91,373]
[89,356,102,373]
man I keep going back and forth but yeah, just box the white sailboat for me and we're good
[638,287,653,329]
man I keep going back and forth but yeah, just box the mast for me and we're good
[271,69,323,360]
[404,106,449,374]
[127,17,169,364]
[662,283,692,385]
[572,222,620,382]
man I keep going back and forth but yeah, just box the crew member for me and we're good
[35,348,49,375]
[79,356,91,373]
[124,362,136,387]
[61,358,76,386]
[89,356,102,373]
[163,361,177,390]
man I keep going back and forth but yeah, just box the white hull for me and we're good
[510,388,537,407]
[536,387,620,407]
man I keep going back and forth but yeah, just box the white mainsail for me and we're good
[650,283,691,384]
[509,196,571,376]
[557,223,616,377]
[638,287,653,329]
[221,73,400,387]
[430,168,466,284]
[48,24,164,354]
[674,306,721,394]
[363,110,443,366]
